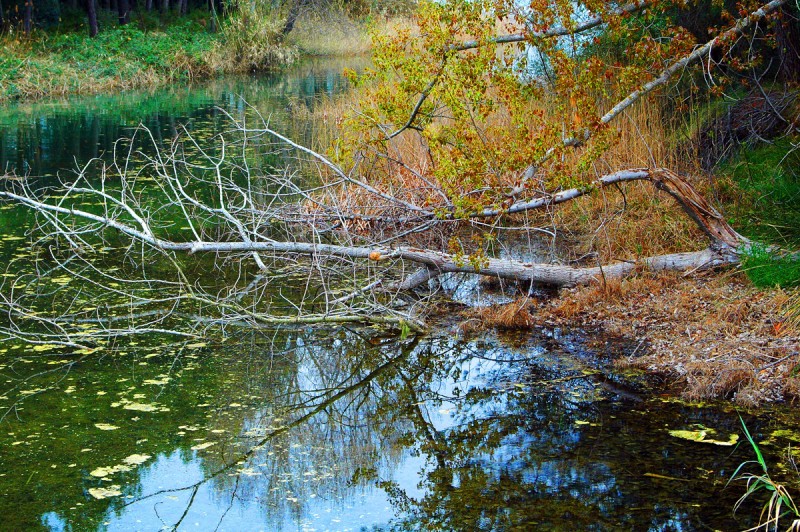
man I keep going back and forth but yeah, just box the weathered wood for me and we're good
[391,248,735,288]
[0,162,746,290]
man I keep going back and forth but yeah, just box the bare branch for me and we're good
[452,0,651,52]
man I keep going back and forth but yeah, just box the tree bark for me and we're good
[23,0,33,35]
[86,0,98,36]
[207,0,216,32]
[776,4,800,82]
[117,0,130,24]
[280,0,306,37]
[0,167,746,289]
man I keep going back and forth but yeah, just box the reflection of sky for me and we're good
[49,341,534,531]
[32,330,771,531]
[96,450,423,531]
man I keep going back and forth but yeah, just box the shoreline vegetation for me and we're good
[0,7,380,105]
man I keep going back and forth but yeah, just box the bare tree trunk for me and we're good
[0,163,745,291]
[776,4,800,82]
[281,0,306,37]
[207,0,216,32]
[23,0,33,35]
[118,0,130,24]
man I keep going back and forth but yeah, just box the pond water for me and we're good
[1,59,799,531]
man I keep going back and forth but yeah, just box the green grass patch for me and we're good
[741,245,800,289]
[717,138,800,288]
[0,14,219,103]
[720,139,800,248]
[0,8,308,103]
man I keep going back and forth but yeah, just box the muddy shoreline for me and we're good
[454,271,799,406]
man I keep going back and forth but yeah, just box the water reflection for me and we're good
[0,58,365,179]
[1,58,798,531]
[4,326,791,530]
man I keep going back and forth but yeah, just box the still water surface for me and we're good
[1,59,799,531]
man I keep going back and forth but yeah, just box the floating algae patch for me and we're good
[758,428,800,446]
[190,441,216,451]
[142,377,171,385]
[90,464,132,478]
[110,399,169,412]
[88,486,122,500]
[122,454,151,466]
[668,426,740,446]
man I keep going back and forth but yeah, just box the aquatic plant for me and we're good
[731,417,800,531]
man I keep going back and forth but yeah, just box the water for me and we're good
[1,59,799,531]
[0,57,359,178]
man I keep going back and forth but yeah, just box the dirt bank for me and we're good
[463,271,799,405]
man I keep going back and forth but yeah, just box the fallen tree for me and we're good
[0,125,747,347]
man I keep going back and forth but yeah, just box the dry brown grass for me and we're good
[288,11,384,56]
[302,50,800,405]
[782,290,800,336]
[534,271,800,405]
[459,298,535,334]
[310,67,717,264]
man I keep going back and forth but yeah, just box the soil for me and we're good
[464,271,799,406]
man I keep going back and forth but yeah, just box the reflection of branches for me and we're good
[0,353,88,422]
[122,335,420,529]
[0,120,424,351]
[213,475,240,532]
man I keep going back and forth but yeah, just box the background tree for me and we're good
[86,0,98,36]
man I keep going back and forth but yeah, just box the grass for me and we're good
[459,297,535,334]
[314,79,709,264]
[212,1,298,73]
[0,11,219,103]
[0,6,375,104]
[731,417,800,531]
[719,139,800,249]
[713,139,800,310]
[287,10,375,56]
[741,245,800,289]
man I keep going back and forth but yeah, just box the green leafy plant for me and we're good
[730,417,800,531]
